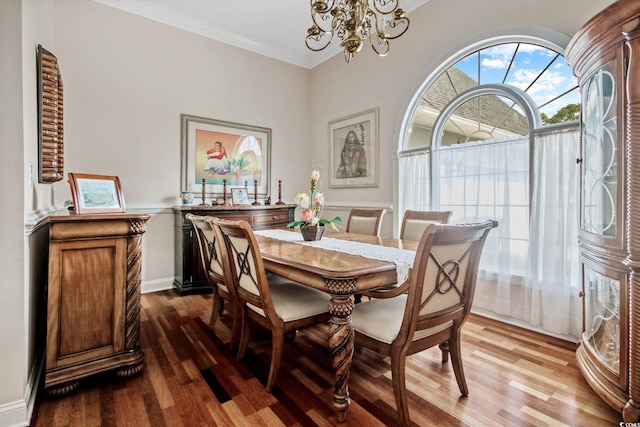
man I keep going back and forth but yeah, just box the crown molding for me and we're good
[92,0,322,68]
[91,0,430,69]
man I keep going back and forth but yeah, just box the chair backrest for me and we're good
[210,217,279,321]
[400,210,453,241]
[399,220,498,344]
[186,213,225,285]
[346,208,386,236]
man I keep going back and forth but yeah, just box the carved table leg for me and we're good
[325,277,357,423]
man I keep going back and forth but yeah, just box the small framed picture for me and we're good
[230,187,249,205]
[68,172,126,214]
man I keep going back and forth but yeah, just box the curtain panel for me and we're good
[398,125,580,340]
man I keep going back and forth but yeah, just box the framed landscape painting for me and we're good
[181,114,271,200]
[329,108,379,188]
[68,173,126,214]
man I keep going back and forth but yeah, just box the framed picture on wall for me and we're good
[329,107,379,188]
[180,114,271,200]
[68,173,126,214]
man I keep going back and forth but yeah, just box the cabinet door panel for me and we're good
[578,54,626,250]
[47,238,126,368]
[581,258,628,384]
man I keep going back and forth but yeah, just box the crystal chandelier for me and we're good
[305,0,410,63]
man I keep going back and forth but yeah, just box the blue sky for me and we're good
[455,43,579,117]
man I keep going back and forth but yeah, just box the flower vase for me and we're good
[300,225,324,241]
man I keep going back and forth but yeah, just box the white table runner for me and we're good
[255,229,415,284]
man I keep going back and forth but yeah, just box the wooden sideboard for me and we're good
[45,210,149,395]
[173,204,296,295]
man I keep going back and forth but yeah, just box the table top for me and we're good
[256,231,418,292]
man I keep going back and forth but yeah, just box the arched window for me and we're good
[397,36,581,340]
[405,37,578,151]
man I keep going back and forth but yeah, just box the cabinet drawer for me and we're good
[218,214,252,223]
[253,212,290,226]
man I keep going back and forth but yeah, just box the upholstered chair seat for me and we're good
[246,282,330,321]
[352,295,453,344]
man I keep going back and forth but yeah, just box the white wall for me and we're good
[49,0,312,289]
[0,2,28,425]
[2,0,618,425]
[309,0,616,236]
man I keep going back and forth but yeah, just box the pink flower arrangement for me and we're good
[287,170,342,231]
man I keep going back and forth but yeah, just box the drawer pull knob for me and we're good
[273,216,277,220]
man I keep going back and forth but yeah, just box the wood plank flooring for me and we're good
[31,290,622,426]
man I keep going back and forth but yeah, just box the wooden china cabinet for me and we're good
[173,204,296,295]
[565,0,640,421]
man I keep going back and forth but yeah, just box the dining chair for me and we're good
[211,217,331,392]
[186,213,242,350]
[346,208,386,236]
[351,220,498,426]
[399,210,453,241]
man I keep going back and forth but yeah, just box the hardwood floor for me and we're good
[31,290,622,426]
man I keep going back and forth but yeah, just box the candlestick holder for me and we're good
[222,179,231,206]
[199,179,207,206]
[276,179,285,205]
[252,179,261,205]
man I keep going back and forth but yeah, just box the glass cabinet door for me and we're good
[580,60,618,238]
[583,263,621,374]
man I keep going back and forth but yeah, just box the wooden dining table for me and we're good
[255,230,418,423]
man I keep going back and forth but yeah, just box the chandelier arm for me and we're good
[371,0,401,15]
[309,1,340,32]
[306,33,334,52]
[384,15,409,40]
[371,35,390,56]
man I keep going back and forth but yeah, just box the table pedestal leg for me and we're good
[325,277,356,423]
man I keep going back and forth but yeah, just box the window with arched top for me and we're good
[397,36,582,340]
[405,38,579,151]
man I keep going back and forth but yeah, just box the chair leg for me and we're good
[391,353,411,426]
[236,308,251,361]
[449,333,469,396]
[228,302,240,351]
[265,329,284,392]
[439,341,450,363]
[209,291,222,330]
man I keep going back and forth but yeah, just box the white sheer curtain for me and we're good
[398,127,580,340]
[433,136,529,319]
[398,150,430,211]
[526,125,581,339]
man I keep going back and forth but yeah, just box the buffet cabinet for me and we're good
[45,211,149,395]
[565,0,640,421]
[173,204,296,295]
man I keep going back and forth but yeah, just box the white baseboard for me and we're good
[0,399,29,427]
[0,352,44,427]
[141,277,174,294]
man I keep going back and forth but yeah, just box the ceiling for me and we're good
[93,0,431,69]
